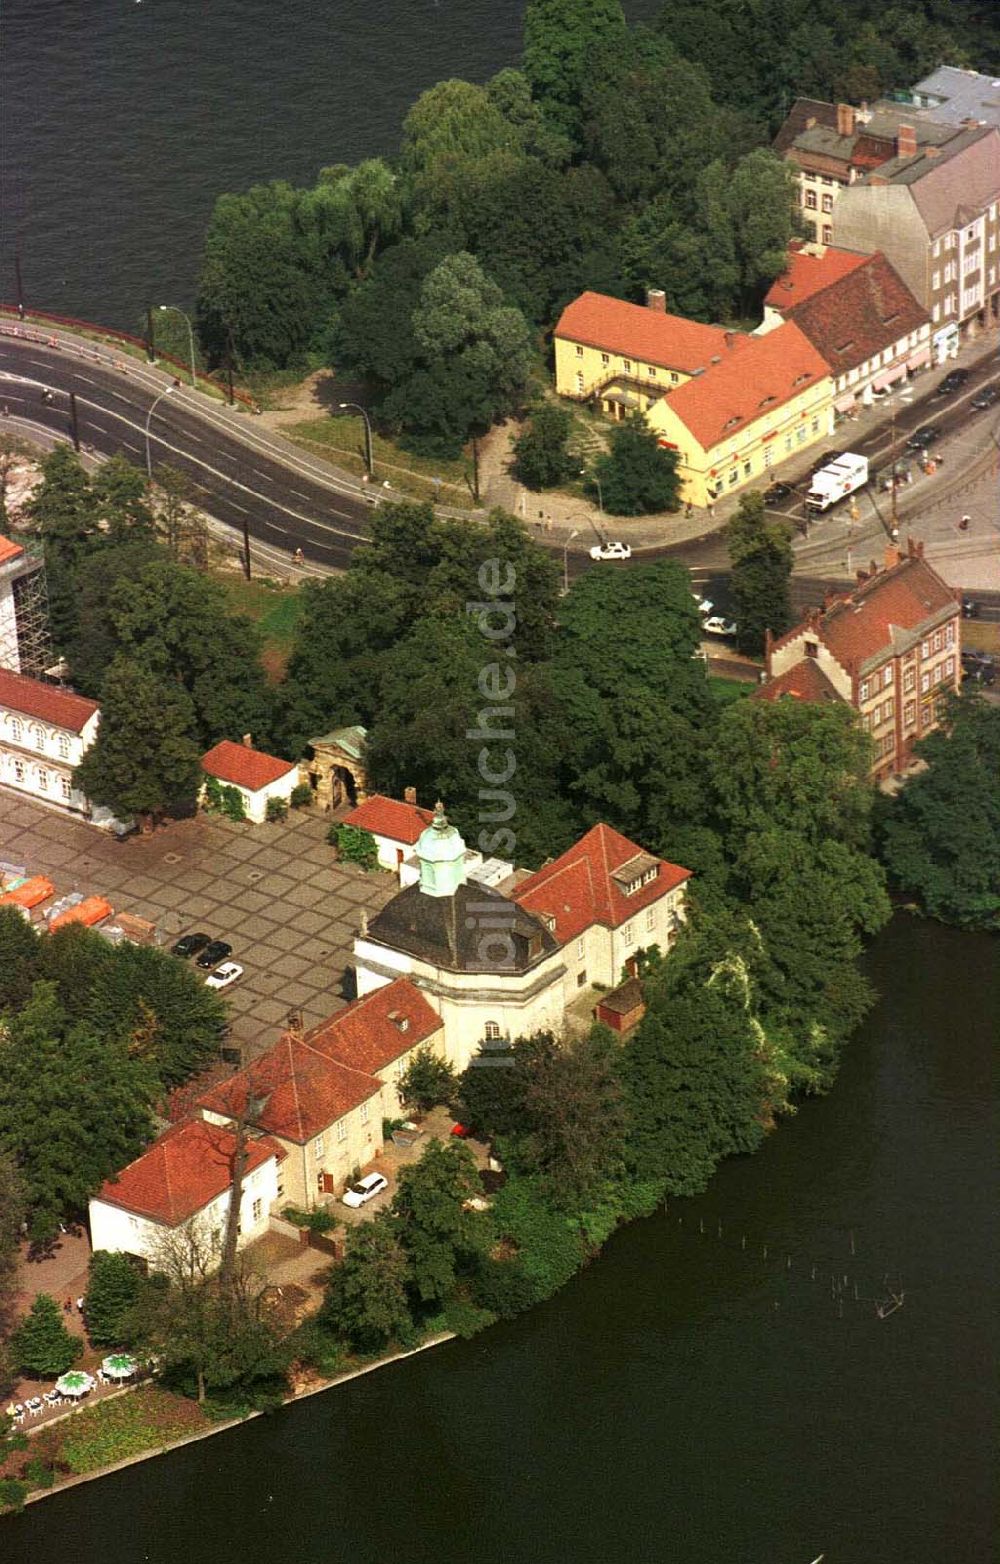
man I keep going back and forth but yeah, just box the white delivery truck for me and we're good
[805,453,868,512]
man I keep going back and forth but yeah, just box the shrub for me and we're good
[11,1293,82,1377]
[289,782,313,808]
[328,822,379,871]
[0,1478,27,1514]
[441,1293,497,1338]
[203,775,246,822]
[286,1320,345,1378]
[282,1204,336,1233]
[265,795,288,822]
[84,1250,144,1348]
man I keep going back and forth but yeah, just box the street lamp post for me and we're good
[339,401,374,478]
[562,529,580,594]
[144,385,175,481]
[158,304,197,388]
[580,467,603,514]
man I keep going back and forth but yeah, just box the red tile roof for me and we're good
[201,739,297,792]
[769,551,958,673]
[0,668,98,732]
[342,793,435,845]
[769,252,928,376]
[307,977,443,1075]
[513,823,691,946]
[754,659,842,704]
[96,1119,283,1227]
[763,240,871,311]
[554,291,730,373]
[0,534,24,566]
[664,321,830,451]
[197,1035,381,1146]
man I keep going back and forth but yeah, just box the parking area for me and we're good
[0,790,398,1052]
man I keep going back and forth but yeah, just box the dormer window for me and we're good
[805,640,818,658]
[388,1011,409,1034]
[542,914,556,933]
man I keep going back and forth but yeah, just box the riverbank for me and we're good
[12,1331,455,1512]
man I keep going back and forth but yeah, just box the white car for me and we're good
[692,593,713,616]
[204,961,243,990]
[589,540,632,561]
[702,616,737,637]
[342,1172,389,1209]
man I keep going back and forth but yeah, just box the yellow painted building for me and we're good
[553,290,836,507]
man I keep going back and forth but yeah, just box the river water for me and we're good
[0,0,660,330]
[6,915,996,1562]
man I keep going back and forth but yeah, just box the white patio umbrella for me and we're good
[101,1353,138,1381]
[54,1370,95,1399]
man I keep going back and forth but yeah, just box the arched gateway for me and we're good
[307,724,368,811]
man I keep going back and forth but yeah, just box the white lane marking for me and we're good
[265,521,288,535]
[226,500,249,514]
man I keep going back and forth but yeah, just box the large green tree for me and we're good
[319,1217,414,1353]
[0,983,155,1238]
[392,1138,484,1309]
[522,0,629,145]
[0,1152,26,1391]
[588,416,680,515]
[74,657,202,825]
[83,1251,144,1348]
[511,402,574,490]
[877,692,1000,930]
[10,1294,81,1378]
[725,490,793,655]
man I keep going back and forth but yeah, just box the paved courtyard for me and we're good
[0,790,398,1052]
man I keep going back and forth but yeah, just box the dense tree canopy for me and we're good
[726,491,794,655]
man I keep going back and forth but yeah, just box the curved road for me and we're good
[1,328,997,624]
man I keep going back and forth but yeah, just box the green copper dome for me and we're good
[416,801,466,897]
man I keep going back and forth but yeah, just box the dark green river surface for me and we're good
[6,916,996,1562]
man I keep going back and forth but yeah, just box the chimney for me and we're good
[924,145,940,159]
[836,102,856,137]
[646,288,667,313]
[724,331,736,349]
[242,733,252,747]
[896,124,917,159]
[404,785,417,805]
[884,543,902,571]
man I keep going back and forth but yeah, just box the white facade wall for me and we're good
[202,767,297,825]
[88,1155,280,1270]
[0,706,97,814]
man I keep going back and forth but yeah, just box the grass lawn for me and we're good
[283,415,472,506]
[213,572,304,682]
[708,674,754,705]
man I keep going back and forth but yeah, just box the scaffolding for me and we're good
[0,537,53,678]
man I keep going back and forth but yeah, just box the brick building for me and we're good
[757,541,961,781]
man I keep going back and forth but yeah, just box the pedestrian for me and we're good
[708,502,716,519]
[76,1296,84,1313]
[64,1298,72,1314]
[293,547,304,565]
[684,500,693,518]
[959,515,971,531]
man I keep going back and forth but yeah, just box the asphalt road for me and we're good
[1,333,997,625]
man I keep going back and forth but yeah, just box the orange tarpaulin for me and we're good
[0,875,54,910]
[48,895,113,932]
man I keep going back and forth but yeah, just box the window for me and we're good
[13,759,25,783]
[314,1136,325,1160]
[728,469,738,486]
[336,1121,347,1143]
[251,1198,262,1223]
[623,359,632,373]
[821,194,833,213]
[884,666,893,689]
[57,734,70,759]
[645,908,655,932]
[10,717,22,742]
[796,426,806,444]
[884,697,894,721]
[575,371,584,394]
[576,938,585,959]
[921,639,930,659]
[743,462,751,478]
[670,371,679,384]
[822,226,833,244]
[484,1021,501,1042]
[805,640,818,659]
[805,191,817,210]
[601,352,610,367]
[576,971,587,988]
[904,700,916,727]
[622,922,634,947]
[37,768,48,791]
[647,366,657,378]
[946,623,954,646]
[931,272,940,290]
[932,663,943,686]
[33,726,45,752]
[921,672,930,693]
[932,629,942,652]
[903,666,915,693]
[784,434,792,452]
[60,777,72,801]
[945,657,954,679]
[859,679,869,702]
[575,344,583,357]
[360,1101,370,1125]
[932,304,940,323]
[932,239,941,257]
[811,416,819,433]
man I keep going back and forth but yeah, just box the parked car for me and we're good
[762,481,793,506]
[204,961,244,990]
[172,931,211,959]
[196,939,232,969]
[691,592,713,616]
[905,424,940,450]
[341,1172,389,1208]
[589,540,632,562]
[970,385,999,410]
[934,367,970,397]
[961,652,996,686]
[702,616,738,637]
[961,598,979,619]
